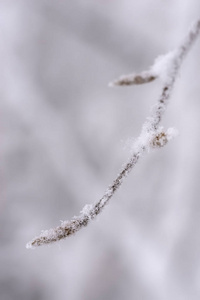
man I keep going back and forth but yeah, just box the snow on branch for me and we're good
[111,20,200,88]
[26,20,200,249]
[109,71,157,86]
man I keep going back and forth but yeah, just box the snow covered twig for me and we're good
[26,20,200,249]
[109,71,157,86]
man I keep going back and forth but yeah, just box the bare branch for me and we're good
[26,20,200,249]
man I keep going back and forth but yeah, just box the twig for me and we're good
[26,19,200,249]
[109,71,157,86]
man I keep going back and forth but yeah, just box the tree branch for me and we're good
[26,19,200,249]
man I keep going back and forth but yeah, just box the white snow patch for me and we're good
[151,50,179,84]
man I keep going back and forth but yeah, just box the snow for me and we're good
[151,50,179,84]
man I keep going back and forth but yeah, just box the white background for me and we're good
[0,1,200,299]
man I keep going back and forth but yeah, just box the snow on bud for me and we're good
[151,127,178,149]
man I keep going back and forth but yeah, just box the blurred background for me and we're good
[0,0,200,299]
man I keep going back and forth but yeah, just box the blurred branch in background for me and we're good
[27,19,200,249]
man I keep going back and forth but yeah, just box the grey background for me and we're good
[0,0,200,299]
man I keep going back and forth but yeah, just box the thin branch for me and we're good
[26,20,200,249]
[109,71,157,86]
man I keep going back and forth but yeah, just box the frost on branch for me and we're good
[150,127,179,149]
[110,20,200,88]
[109,52,178,87]
[109,71,157,86]
[26,20,200,249]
